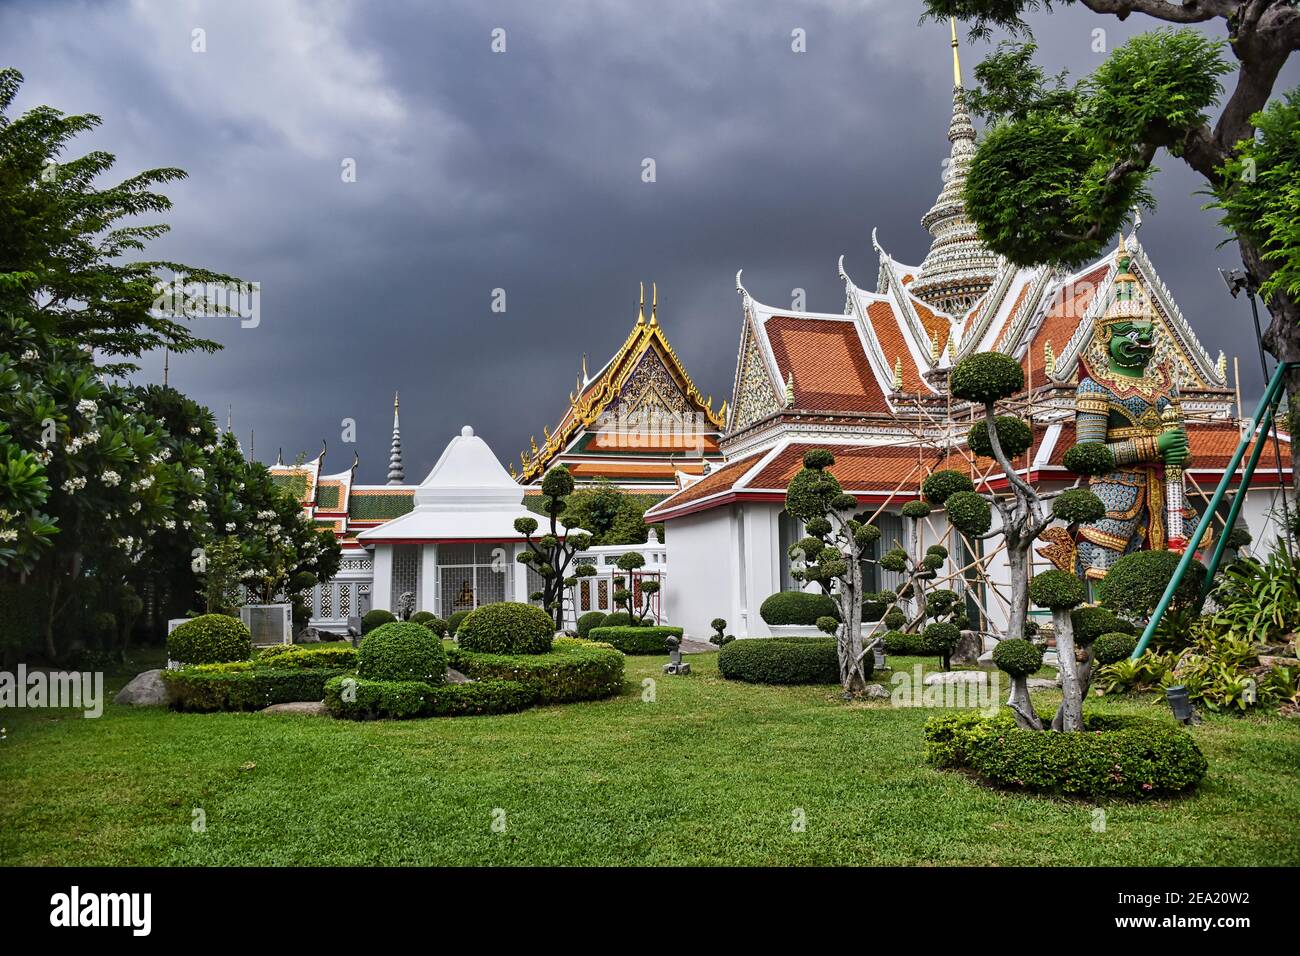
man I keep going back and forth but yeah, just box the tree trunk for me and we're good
[1005,541,1029,642]
[838,531,867,697]
[1051,610,1084,732]
[1006,674,1043,730]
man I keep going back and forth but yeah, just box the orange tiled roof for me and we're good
[567,461,707,478]
[650,455,763,509]
[866,300,925,392]
[911,297,950,353]
[750,443,938,491]
[765,315,888,413]
[1022,264,1108,375]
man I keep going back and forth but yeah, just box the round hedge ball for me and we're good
[1070,605,1121,644]
[968,415,1034,459]
[901,500,932,519]
[361,609,396,634]
[1052,488,1106,525]
[357,621,447,683]
[447,609,471,635]
[576,610,607,639]
[922,621,962,656]
[1096,550,1206,621]
[1029,570,1086,611]
[992,637,1043,677]
[1093,632,1138,665]
[949,352,1026,404]
[922,468,976,505]
[759,590,840,626]
[1062,441,1116,477]
[945,491,992,537]
[458,601,556,655]
[167,613,252,665]
[803,448,835,469]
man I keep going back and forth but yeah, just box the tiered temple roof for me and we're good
[515,283,727,492]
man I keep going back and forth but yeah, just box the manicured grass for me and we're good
[0,651,1297,865]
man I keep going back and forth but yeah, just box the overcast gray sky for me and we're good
[3,0,1295,483]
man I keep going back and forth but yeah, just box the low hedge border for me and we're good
[446,638,625,704]
[923,711,1208,799]
[718,637,866,685]
[759,591,839,626]
[254,644,357,669]
[163,666,349,712]
[586,625,682,655]
[324,675,537,720]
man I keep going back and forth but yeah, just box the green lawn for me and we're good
[1,650,1297,866]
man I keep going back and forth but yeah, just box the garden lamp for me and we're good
[873,643,886,671]
[1166,685,1194,725]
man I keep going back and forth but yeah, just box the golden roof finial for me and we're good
[950,16,961,89]
[530,434,539,455]
[947,332,958,360]
[1216,350,1227,380]
[650,281,658,326]
[581,352,589,382]
[637,281,646,325]
[1044,340,1056,377]
[929,334,941,363]
[393,390,399,410]
[508,463,517,479]
[893,356,904,391]
[784,372,795,406]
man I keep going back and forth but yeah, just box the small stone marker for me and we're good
[662,635,690,675]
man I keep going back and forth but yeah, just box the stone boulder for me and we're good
[923,670,989,687]
[115,669,169,707]
[260,700,328,716]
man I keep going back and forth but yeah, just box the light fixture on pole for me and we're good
[1166,684,1195,725]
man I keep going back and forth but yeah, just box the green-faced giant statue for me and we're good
[1068,240,1199,583]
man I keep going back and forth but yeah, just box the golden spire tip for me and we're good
[950,16,962,89]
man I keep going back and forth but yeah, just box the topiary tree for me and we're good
[357,621,447,683]
[576,610,606,639]
[514,465,595,629]
[1028,569,1087,731]
[1096,548,1206,626]
[709,617,735,646]
[611,551,659,625]
[991,636,1043,730]
[946,352,1108,695]
[784,449,876,695]
[1093,632,1137,667]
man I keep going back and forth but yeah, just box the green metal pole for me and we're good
[1130,362,1293,659]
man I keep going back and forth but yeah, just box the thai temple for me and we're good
[274,25,1290,639]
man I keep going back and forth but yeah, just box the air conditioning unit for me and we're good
[240,604,293,646]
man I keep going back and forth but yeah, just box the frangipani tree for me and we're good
[515,465,595,629]
[785,449,881,696]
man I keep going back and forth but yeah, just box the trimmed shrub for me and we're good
[408,611,448,637]
[992,637,1043,677]
[883,608,907,630]
[760,590,839,626]
[718,637,862,685]
[255,644,357,669]
[901,500,932,519]
[922,621,962,657]
[968,416,1033,459]
[882,629,925,655]
[945,491,992,537]
[167,614,251,665]
[361,609,396,634]
[458,601,555,655]
[357,621,447,684]
[1063,441,1116,476]
[1070,605,1122,645]
[588,625,682,655]
[447,638,625,704]
[949,351,1025,404]
[324,675,537,720]
[923,711,1208,799]
[1097,550,1206,622]
[446,610,472,635]
[922,469,975,505]
[1029,570,1085,611]
[599,611,633,628]
[1052,488,1106,525]
[576,611,607,638]
[1093,632,1138,665]
[164,666,347,712]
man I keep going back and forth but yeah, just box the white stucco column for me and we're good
[372,545,393,612]
[420,544,439,614]
[510,543,530,603]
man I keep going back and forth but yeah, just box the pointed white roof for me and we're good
[358,425,575,542]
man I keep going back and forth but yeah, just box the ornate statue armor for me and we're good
[1071,239,1200,582]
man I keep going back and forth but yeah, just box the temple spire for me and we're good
[908,21,999,316]
[387,392,405,484]
[950,16,961,89]
[637,282,646,324]
[650,282,658,326]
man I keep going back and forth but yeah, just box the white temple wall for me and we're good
[371,545,393,613]
[662,508,738,640]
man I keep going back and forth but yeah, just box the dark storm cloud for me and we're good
[2,0,1295,481]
